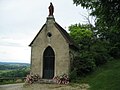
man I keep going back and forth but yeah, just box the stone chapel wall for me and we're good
[30,17,70,78]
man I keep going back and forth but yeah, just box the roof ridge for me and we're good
[54,22,79,50]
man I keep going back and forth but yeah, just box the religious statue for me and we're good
[48,2,54,16]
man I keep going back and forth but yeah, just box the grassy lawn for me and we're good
[79,59,120,90]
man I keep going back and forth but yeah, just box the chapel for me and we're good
[29,3,78,79]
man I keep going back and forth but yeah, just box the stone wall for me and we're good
[30,17,70,78]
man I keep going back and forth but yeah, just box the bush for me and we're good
[109,43,120,59]
[71,52,96,78]
[94,53,108,66]
[90,40,111,66]
[69,69,77,82]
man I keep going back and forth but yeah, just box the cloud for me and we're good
[0,46,30,63]
[0,36,23,47]
[0,35,31,63]
[0,42,22,47]
[0,0,89,63]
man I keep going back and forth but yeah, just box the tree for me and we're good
[69,24,96,78]
[73,0,120,58]
[69,24,93,51]
[69,23,111,79]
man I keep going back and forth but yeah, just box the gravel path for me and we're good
[0,83,23,90]
[0,83,90,90]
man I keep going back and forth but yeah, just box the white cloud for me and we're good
[0,46,30,63]
[0,35,31,63]
[0,0,89,63]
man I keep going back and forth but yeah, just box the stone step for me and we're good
[37,79,55,84]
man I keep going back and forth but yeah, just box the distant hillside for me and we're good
[0,62,30,84]
[0,62,30,66]
[0,62,30,70]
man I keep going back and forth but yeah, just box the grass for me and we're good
[79,59,120,90]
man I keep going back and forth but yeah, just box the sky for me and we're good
[0,0,89,63]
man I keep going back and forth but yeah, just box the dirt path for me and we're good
[0,83,90,90]
[0,83,23,90]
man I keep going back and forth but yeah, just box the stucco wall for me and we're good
[30,17,70,78]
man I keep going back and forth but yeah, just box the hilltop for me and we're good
[0,62,29,66]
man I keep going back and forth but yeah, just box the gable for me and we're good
[29,18,78,50]
[29,24,46,46]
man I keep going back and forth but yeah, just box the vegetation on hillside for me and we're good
[68,0,120,89]
[0,62,30,84]
[68,0,120,79]
[73,0,120,59]
[69,24,112,78]
[80,59,120,90]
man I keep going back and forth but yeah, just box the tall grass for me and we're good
[80,59,120,90]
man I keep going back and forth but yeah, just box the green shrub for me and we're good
[71,52,96,78]
[94,53,108,66]
[109,43,120,59]
[69,69,78,82]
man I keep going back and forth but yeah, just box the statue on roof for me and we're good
[48,2,54,16]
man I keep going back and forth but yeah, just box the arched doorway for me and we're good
[43,46,55,79]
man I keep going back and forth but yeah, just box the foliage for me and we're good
[71,53,96,77]
[0,64,27,70]
[0,68,30,78]
[69,23,96,78]
[69,24,93,46]
[90,40,111,66]
[93,53,108,66]
[73,0,120,59]
[0,63,30,84]
[73,0,120,31]
[68,23,112,80]
[109,43,120,58]
[69,69,78,81]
